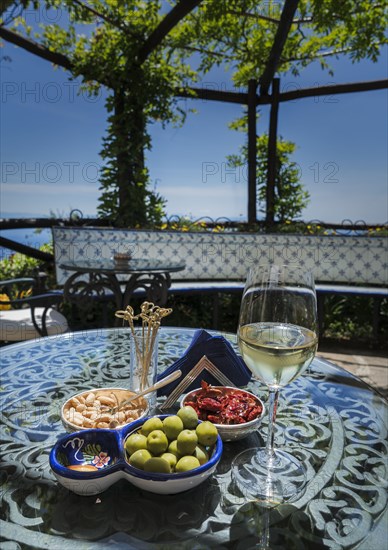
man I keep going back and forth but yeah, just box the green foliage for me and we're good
[228,133,310,222]
[8,1,198,226]
[161,292,388,348]
[177,0,388,86]
[323,295,387,345]
[0,243,53,280]
[3,0,386,225]
[158,216,227,232]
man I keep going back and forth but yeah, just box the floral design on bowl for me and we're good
[50,429,123,496]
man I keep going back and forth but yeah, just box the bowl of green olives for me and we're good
[50,406,222,496]
[122,407,223,494]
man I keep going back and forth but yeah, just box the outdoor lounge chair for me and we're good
[0,277,68,342]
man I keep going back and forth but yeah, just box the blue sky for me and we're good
[1,24,387,224]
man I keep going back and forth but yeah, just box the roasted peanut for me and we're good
[116,411,125,424]
[96,422,109,429]
[85,392,95,406]
[71,414,85,426]
[99,396,116,407]
[82,417,94,428]
[95,414,113,424]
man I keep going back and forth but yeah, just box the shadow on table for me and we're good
[5,472,349,549]
[44,478,329,550]
[45,478,222,547]
[228,501,329,550]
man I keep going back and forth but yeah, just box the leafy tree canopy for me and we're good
[1,1,386,226]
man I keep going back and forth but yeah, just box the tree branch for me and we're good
[259,0,300,95]
[226,10,280,24]
[175,44,233,60]
[226,9,313,25]
[281,46,357,64]
[70,0,129,32]
[137,0,204,64]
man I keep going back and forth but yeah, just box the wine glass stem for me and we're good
[265,388,280,459]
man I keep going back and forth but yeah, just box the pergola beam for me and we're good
[175,86,249,105]
[0,26,73,71]
[280,79,388,101]
[175,79,388,106]
[259,0,300,96]
[137,0,204,64]
[3,28,385,106]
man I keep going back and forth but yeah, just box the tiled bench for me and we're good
[53,227,387,334]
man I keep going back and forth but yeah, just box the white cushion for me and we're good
[0,307,68,341]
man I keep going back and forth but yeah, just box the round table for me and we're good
[60,258,186,308]
[1,328,387,549]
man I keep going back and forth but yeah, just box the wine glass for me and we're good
[232,263,318,504]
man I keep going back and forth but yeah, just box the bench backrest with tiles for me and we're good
[53,226,387,290]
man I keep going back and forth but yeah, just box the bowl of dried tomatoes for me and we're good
[180,381,265,442]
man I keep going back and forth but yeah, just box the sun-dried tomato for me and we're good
[197,397,222,412]
[185,381,262,425]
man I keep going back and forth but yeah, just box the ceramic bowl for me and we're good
[50,415,223,496]
[50,428,124,496]
[181,386,265,442]
[61,387,149,432]
[121,415,223,495]
[113,252,131,263]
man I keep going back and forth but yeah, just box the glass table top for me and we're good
[59,258,186,274]
[1,327,387,549]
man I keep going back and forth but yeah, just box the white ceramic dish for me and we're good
[181,386,265,442]
[61,387,149,432]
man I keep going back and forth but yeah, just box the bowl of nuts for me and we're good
[61,388,149,432]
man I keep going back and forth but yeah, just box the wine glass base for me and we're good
[231,447,307,505]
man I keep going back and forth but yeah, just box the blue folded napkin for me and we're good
[157,329,252,396]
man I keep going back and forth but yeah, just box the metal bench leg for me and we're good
[372,297,381,341]
[212,293,220,329]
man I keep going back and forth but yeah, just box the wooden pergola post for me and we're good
[266,77,280,227]
[248,79,258,225]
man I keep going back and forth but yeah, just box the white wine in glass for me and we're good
[232,264,318,504]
